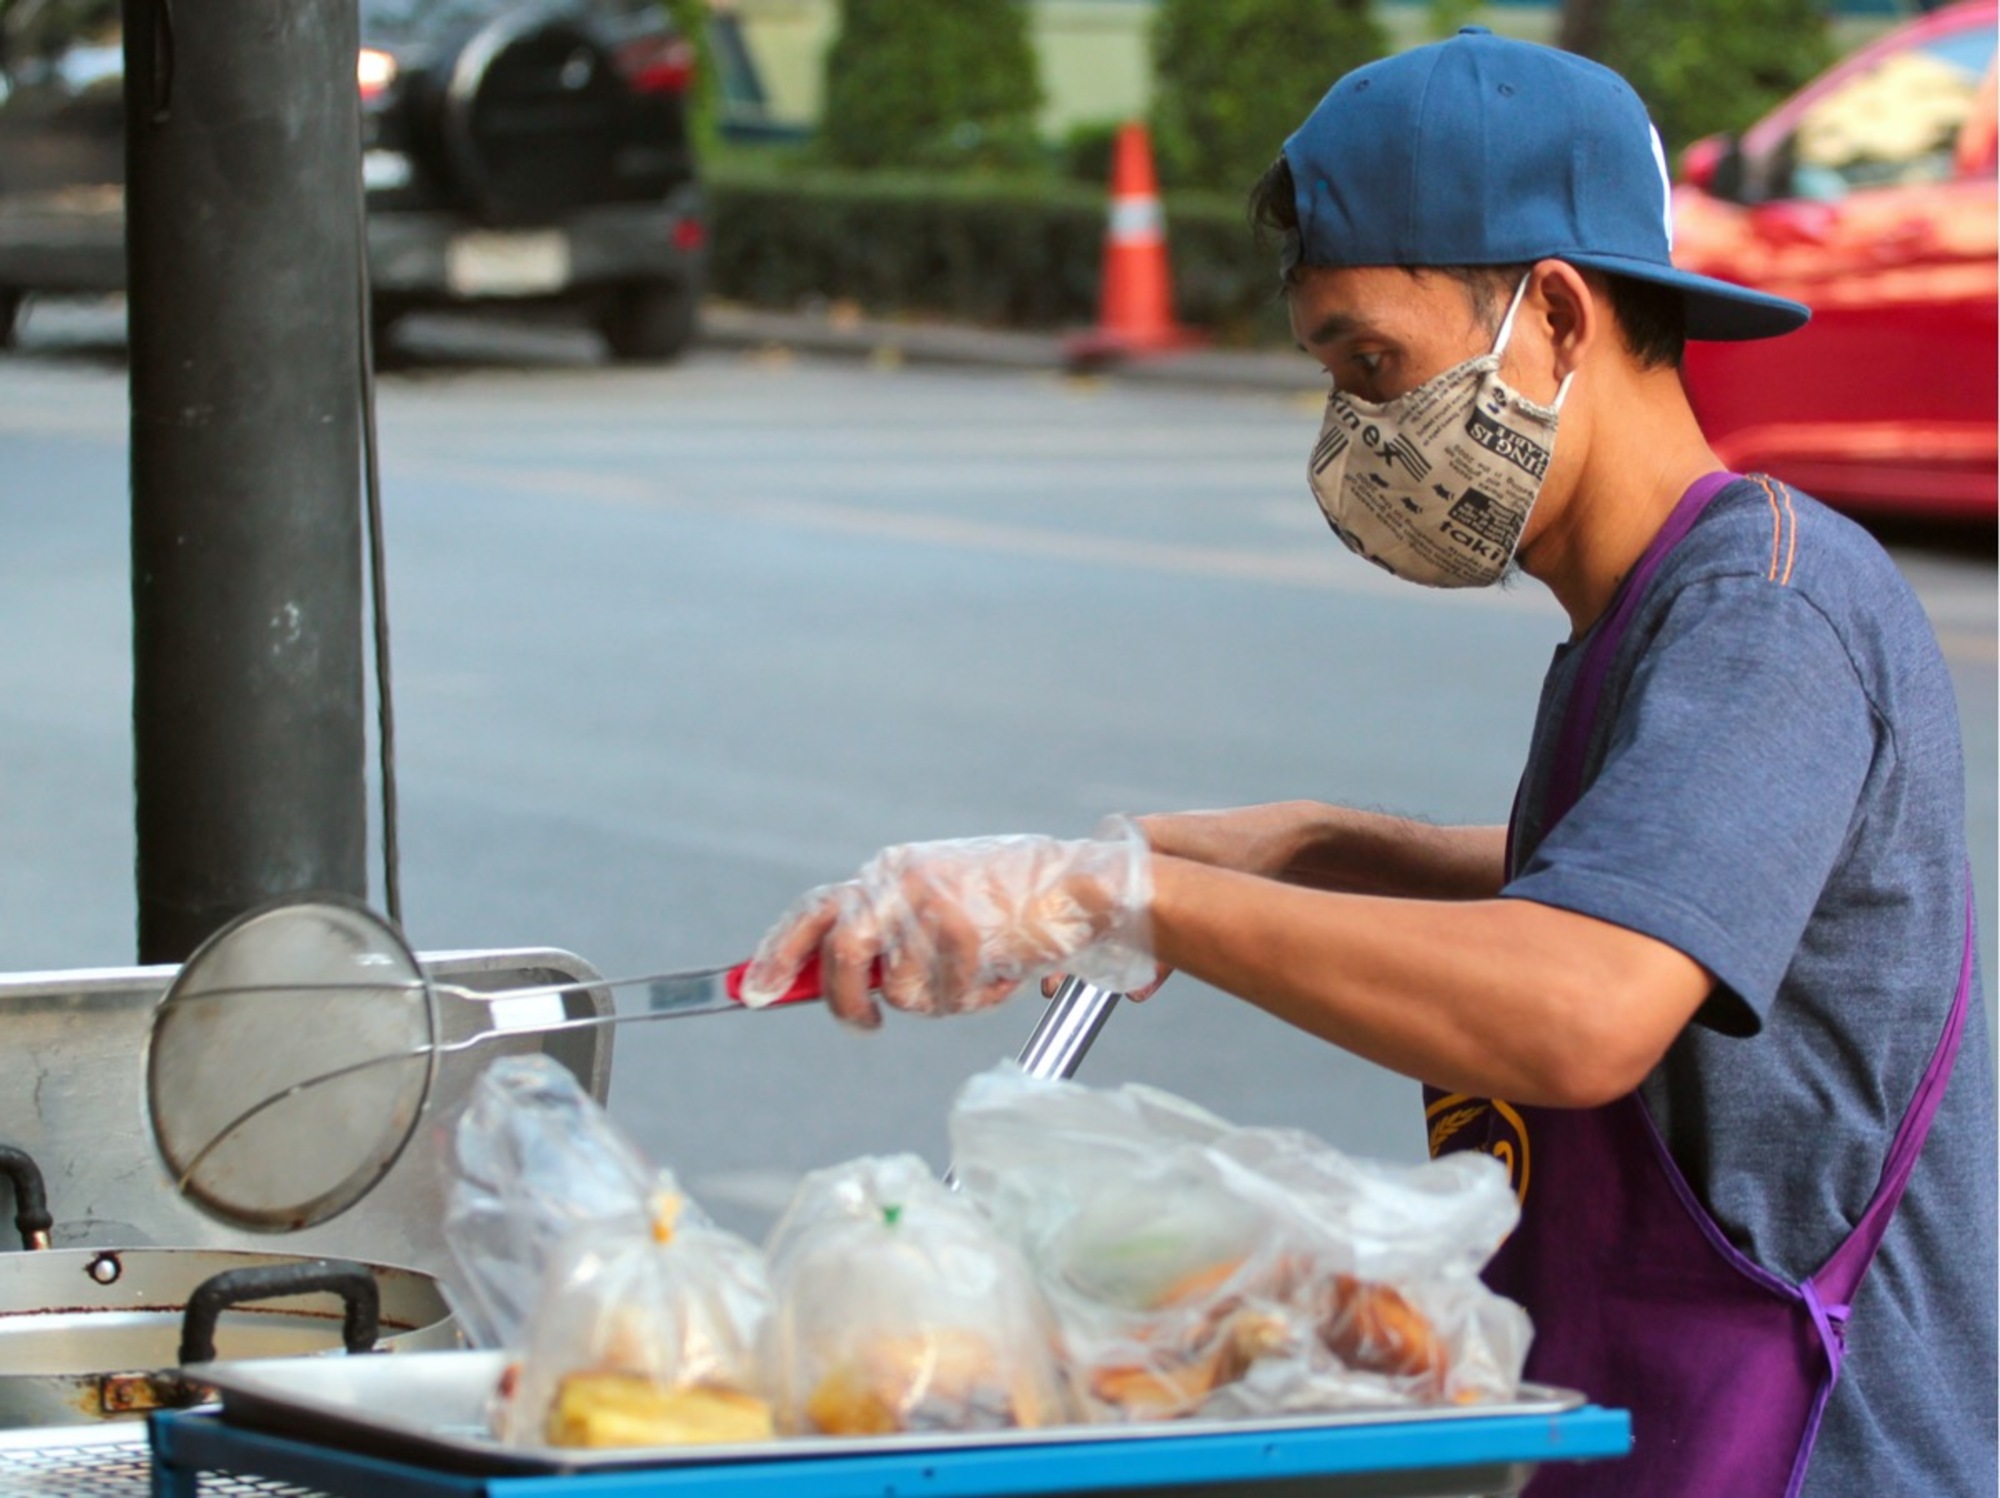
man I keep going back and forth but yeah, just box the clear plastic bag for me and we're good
[501,1189,778,1449]
[948,1064,1531,1421]
[440,1055,660,1351]
[441,1056,777,1448]
[764,1154,1071,1436]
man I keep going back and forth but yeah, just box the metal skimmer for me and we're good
[146,895,1123,1236]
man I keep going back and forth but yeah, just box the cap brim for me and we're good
[1563,252,1810,341]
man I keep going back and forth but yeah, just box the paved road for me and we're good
[1,306,1993,1239]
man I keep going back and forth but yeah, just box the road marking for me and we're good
[409,458,2000,661]
[409,458,1563,619]
[441,456,1995,664]
[0,408,1980,661]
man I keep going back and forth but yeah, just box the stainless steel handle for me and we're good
[1014,974,1122,1080]
[943,974,1124,1190]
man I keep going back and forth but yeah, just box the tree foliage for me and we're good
[1150,0,1387,194]
[1586,0,1836,149]
[659,0,720,152]
[819,0,1044,171]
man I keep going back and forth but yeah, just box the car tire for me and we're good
[0,289,23,350]
[597,279,697,364]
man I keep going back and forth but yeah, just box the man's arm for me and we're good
[1138,802,1508,901]
[1150,855,1714,1108]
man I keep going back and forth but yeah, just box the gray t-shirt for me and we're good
[1503,479,1997,1497]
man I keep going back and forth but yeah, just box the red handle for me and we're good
[724,953,883,1007]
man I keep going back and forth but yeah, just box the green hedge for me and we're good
[820,0,1044,171]
[704,168,1292,344]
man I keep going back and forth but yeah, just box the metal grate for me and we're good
[0,1430,328,1498]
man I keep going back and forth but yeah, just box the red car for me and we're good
[1674,0,1998,522]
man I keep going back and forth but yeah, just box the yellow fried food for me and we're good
[804,1328,1051,1435]
[547,1372,774,1448]
[803,1362,903,1437]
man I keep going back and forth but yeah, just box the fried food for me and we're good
[1152,1257,1245,1310]
[1318,1275,1448,1391]
[547,1372,774,1448]
[1089,1269,1298,1420]
[1089,1253,1455,1416]
[1087,1358,1216,1421]
[804,1361,904,1438]
[804,1328,1054,1435]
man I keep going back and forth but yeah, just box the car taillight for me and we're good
[672,217,706,253]
[614,34,694,95]
[357,48,398,101]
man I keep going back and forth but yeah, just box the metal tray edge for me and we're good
[202,1351,1587,1479]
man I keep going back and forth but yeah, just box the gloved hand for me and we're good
[740,817,1155,1028]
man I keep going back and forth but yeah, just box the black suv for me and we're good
[0,0,706,360]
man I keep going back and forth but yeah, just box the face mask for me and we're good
[1307,276,1571,589]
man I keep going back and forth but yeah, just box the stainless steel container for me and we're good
[0,948,615,1274]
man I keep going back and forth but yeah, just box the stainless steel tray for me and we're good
[200,1349,1586,1478]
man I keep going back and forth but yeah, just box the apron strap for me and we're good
[1809,877,1979,1303]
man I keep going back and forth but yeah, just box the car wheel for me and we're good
[597,280,697,364]
[0,289,23,350]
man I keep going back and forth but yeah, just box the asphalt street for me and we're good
[2,303,1994,1240]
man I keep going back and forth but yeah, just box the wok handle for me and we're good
[0,1145,54,1251]
[179,1258,382,1365]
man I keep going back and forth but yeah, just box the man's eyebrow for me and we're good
[1297,310,1370,351]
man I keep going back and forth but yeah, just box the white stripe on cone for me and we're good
[1108,197,1164,244]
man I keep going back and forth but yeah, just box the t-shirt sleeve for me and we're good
[1502,576,1879,1035]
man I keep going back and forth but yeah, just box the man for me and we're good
[742,29,1997,1497]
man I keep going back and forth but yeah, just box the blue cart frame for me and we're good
[148,1403,1630,1498]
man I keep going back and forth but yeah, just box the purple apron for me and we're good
[1424,471,1978,1496]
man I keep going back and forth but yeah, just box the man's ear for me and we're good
[1529,260,1598,386]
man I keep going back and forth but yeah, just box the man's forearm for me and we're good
[1137,802,1507,901]
[1147,855,1712,1107]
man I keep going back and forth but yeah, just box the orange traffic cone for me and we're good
[1066,122,1204,368]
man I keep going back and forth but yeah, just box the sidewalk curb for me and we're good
[698,304,1323,397]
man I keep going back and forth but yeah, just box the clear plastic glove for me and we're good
[740,817,1154,1027]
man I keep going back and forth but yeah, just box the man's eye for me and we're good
[1352,351,1386,375]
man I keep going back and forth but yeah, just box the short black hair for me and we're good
[1248,155,1686,369]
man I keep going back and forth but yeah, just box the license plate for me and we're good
[445,230,569,297]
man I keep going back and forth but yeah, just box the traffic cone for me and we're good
[1066,122,1204,368]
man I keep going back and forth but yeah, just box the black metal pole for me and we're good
[125,0,369,962]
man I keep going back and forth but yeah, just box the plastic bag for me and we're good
[501,1189,777,1449]
[948,1064,1531,1420]
[440,1055,660,1351]
[764,1154,1070,1436]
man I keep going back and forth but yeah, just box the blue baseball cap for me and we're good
[1282,28,1809,341]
